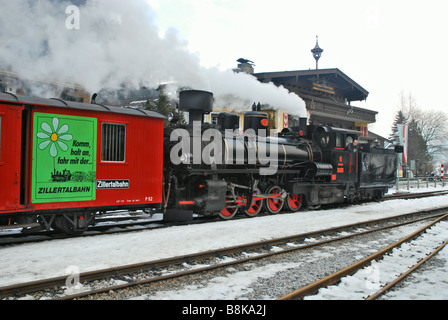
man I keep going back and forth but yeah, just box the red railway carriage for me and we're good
[0,93,165,234]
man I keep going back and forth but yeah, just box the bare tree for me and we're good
[416,109,448,157]
[391,92,448,173]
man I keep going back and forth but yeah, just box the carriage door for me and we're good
[0,104,23,212]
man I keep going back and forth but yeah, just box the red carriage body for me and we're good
[0,93,164,230]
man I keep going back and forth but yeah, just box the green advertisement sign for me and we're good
[32,113,97,203]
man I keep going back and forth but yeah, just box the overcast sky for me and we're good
[145,0,448,137]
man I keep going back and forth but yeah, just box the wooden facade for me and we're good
[254,68,377,137]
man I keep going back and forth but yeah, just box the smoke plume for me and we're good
[0,0,306,116]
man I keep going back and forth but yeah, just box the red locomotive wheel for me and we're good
[286,194,303,212]
[244,188,263,217]
[219,200,238,220]
[264,186,284,214]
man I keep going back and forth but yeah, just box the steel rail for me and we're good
[1,210,446,300]
[277,213,448,300]
[365,239,448,300]
[41,212,448,299]
[1,189,446,246]
[383,190,448,200]
[63,211,448,300]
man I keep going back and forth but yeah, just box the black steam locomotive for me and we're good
[163,90,400,220]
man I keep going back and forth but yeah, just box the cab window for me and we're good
[346,136,353,147]
[320,132,330,147]
[335,134,343,148]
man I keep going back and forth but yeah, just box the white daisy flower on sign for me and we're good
[37,117,73,158]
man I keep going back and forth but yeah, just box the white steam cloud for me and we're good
[0,0,306,116]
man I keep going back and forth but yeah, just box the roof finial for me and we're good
[311,35,324,70]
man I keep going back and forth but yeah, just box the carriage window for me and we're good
[101,123,126,162]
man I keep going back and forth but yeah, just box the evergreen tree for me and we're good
[145,86,172,116]
[389,110,407,143]
[390,93,439,175]
[407,119,433,175]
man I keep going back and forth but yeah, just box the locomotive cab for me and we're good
[309,125,361,151]
[307,124,398,203]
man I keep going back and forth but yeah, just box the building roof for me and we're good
[255,68,369,102]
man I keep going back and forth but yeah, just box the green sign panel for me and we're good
[32,113,97,203]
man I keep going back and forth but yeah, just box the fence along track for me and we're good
[278,213,448,300]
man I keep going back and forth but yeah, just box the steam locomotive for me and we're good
[163,90,400,220]
[0,89,399,235]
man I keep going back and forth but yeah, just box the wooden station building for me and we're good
[230,38,383,142]
[254,68,376,138]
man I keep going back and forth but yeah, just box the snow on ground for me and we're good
[1,185,448,299]
[305,220,448,300]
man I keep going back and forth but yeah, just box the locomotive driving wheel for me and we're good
[219,199,238,220]
[285,194,303,212]
[244,188,263,217]
[264,186,284,214]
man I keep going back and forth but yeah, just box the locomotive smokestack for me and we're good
[179,90,214,125]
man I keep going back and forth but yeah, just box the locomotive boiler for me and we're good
[167,90,324,172]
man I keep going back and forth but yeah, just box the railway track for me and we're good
[1,189,447,247]
[1,208,446,300]
[278,213,448,300]
[366,239,448,300]
[0,212,164,246]
[383,189,448,200]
